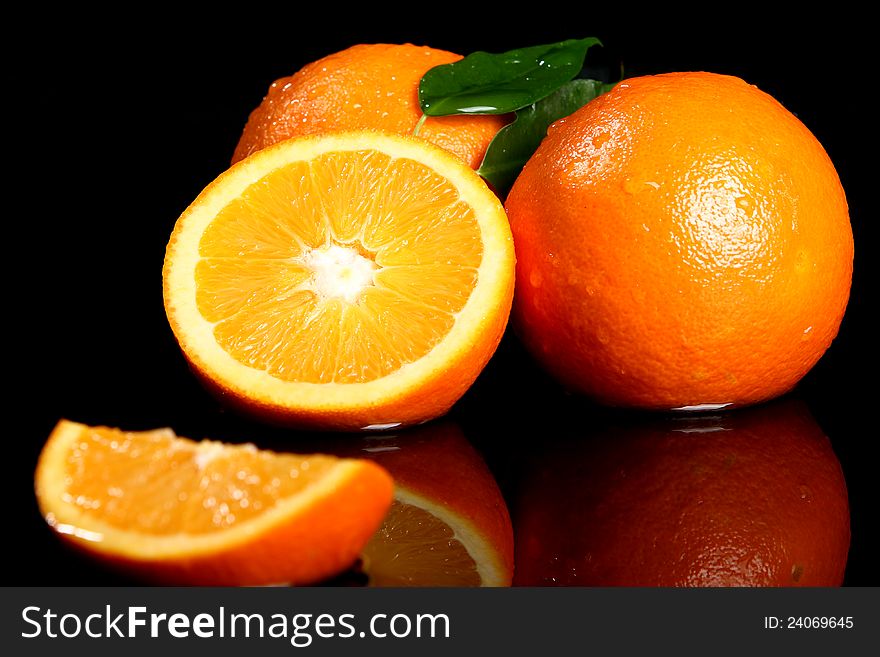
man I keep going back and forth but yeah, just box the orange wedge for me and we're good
[35,420,393,586]
[163,131,515,430]
[350,422,513,586]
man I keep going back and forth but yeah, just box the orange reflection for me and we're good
[329,421,513,587]
[514,399,850,586]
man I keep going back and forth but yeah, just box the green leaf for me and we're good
[477,79,614,197]
[419,38,601,116]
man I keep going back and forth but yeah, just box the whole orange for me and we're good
[233,43,507,169]
[514,400,851,586]
[505,72,853,410]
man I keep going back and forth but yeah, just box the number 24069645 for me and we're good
[764,617,854,629]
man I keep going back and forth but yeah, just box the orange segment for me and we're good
[35,420,393,585]
[195,259,312,323]
[199,160,328,256]
[373,265,478,313]
[163,131,515,430]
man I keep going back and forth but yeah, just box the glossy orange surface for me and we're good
[233,43,508,169]
[506,72,853,409]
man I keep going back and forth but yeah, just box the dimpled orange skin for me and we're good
[233,43,507,169]
[505,72,853,410]
[514,400,851,586]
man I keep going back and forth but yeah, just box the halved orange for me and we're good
[163,131,515,430]
[345,422,514,586]
[35,420,393,585]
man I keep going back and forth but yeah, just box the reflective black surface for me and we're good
[12,18,874,585]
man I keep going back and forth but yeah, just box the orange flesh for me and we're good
[62,426,338,535]
[195,149,483,384]
[362,500,480,586]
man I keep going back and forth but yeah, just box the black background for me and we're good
[11,13,875,585]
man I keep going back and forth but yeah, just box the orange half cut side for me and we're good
[163,131,515,430]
